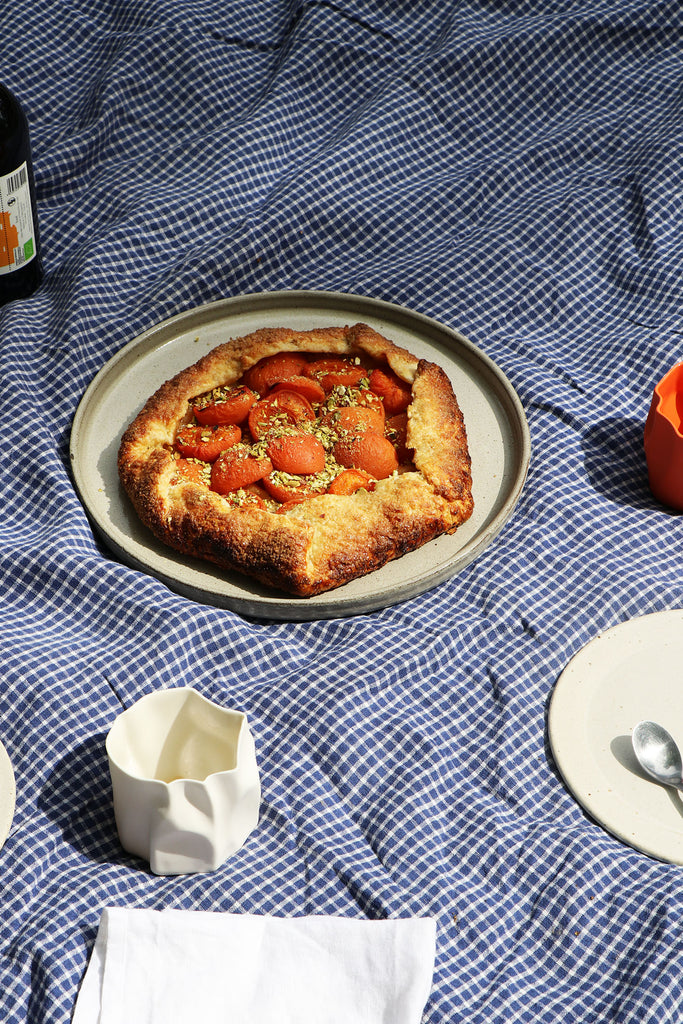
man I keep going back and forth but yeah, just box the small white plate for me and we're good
[549,610,683,863]
[0,738,15,852]
[70,290,530,620]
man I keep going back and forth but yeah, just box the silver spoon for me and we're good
[632,721,683,791]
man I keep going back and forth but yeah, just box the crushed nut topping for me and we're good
[172,353,412,511]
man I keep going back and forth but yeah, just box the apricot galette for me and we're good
[117,322,473,596]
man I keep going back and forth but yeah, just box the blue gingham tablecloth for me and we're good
[1,1,683,1021]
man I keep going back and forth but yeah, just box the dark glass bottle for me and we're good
[0,84,42,304]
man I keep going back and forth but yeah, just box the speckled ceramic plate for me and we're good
[0,738,15,852]
[70,290,530,620]
[549,610,683,863]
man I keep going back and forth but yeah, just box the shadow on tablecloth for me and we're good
[37,732,134,867]
[581,416,655,509]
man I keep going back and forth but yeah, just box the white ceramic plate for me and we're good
[0,738,15,852]
[70,290,530,620]
[549,610,683,863]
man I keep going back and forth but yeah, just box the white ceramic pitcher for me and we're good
[106,687,260,875]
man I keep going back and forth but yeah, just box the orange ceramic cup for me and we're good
[644,362,683,510]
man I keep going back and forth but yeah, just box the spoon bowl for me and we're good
[632,721,683,790]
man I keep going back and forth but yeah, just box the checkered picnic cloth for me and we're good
[1,0,683,1020]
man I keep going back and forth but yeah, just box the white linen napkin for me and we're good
[72,908,437,1024]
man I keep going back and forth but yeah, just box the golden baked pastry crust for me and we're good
[117,322,473,596]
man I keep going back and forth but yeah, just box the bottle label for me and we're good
[0,161,37,274]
